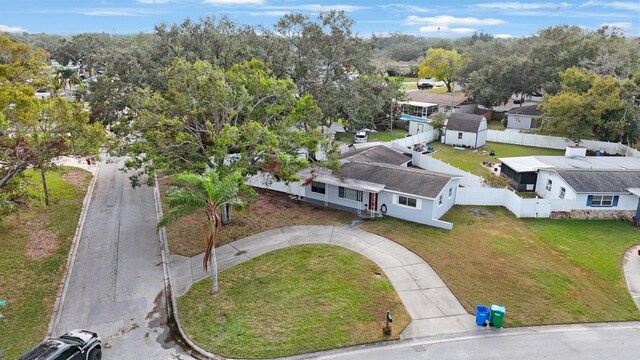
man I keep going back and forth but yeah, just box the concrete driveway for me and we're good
[51,157,191,359]
[170,225,476,340]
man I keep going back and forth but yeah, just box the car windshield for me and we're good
[19,340,66,360]
[58,335,83,345]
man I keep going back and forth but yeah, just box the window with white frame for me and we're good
[448,187,453,198]
[338,187,362,202]
[546,179,552,191]
[311,181,326,194]
[589,195,616,207]
[458,132,463,139]
[559,187,565,199]
[439,195,443,206]
[398,195,417,208]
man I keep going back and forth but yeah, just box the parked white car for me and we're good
[354,131,368,143]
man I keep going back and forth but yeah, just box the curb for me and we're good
[152,176,223,360]
[48,162,102,336]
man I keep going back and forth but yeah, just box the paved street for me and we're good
[52,157,191,359]
[315,323,640,360]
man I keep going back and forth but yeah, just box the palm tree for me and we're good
[54,67,83,98]
[157,170,243,294]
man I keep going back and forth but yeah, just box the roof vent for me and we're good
[565,145,587,157]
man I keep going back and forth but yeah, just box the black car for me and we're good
[19,330,102,360]
[417,82,434,90]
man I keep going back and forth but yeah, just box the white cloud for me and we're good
[379,3,429,13]
[0,24,27,33]
[494,33,514,38]
[249,11,289,16]
[203,0,266,5]
[583,1,640,11]
[474,2,572,10]
[406,15,505,26]
[266,4,367,12]
[419,26,477,34]
[599,21,633,29]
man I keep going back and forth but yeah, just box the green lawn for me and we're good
[362,207,640,327]
[0,168,91,359]
[427,141,564,186]
[368,129,408,142]
[178,245,410,358]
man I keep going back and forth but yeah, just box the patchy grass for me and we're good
[178,245,410,358]
[425,86,448,93]
[160,184,355,257]
[487,120,506,130]
[362,206,640,327]
[0,168,91,359]
[427,141,564,184]
[368,129,409,142]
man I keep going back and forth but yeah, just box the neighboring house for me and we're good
[536,169,640,219]
[397,100,438,135]
[499,146,640,219]
[443,113,487,148]
[507,105,543,130]
[339,145,411,167]
[404,92,477,115]
[301,162,460,229]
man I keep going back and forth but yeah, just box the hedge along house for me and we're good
[535,169,640,220]
[300,145,461,229]
[506,105,543,130]
[442,113,487,148]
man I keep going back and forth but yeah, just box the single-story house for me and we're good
[507,105,543,130]
[404,92,477,115]
[301,162,460,229]
[443,113,487,148]
[397,101,438,135]
[499,147,640,192]
[339,145,411,167]
[348,141,383,150]
[536,169,640,219]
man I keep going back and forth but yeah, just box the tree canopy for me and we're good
[418,48,464,92]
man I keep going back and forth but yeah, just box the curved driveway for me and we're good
[170,225,476,339]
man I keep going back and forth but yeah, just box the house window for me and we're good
[457,132,463,139]
[338,187,362,202]
[588,195,618,207]
[559,187,565,199]
[311,181,325,194]
[546,179,552,191]
[448,187,453,198]
[398,195,417,208]
[439,195,443,206]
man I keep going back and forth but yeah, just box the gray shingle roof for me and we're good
[339,162,455,198]
[555,170,640,193]
[508,105,542,116]
[339,145,410,166]
[446,113,486,133]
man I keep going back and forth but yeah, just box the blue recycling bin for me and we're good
[475,305,490,326]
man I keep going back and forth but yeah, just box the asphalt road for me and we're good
[52,157,191,359]
[320,324,640,360]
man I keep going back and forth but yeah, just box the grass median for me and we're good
[0,168,91,358]
[362,206,640,326]
[178,244,410,358]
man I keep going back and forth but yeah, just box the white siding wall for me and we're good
[573,194,639,211]
[409,121,434,135]
[444,129,477,148]
[507,114,535,129]
[432,179,458,219]
[377,190,453,229]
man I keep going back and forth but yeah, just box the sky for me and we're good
[1,0,639,38]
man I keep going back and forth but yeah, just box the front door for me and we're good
[368,193,378,213]
[417,123,424,133]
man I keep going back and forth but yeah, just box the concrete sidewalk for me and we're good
[170,225,476,339]
[623,244,640,310]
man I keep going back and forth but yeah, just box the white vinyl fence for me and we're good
[455,187,552,218]
[486,130,640,157]
[246,173,303,197]
[411,152,485,188]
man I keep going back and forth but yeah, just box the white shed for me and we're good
[443,113,487,148]
[507,105,542,130]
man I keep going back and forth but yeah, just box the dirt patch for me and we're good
[27,228,59,260]
[62,169,86,187]
[466,208,493,218]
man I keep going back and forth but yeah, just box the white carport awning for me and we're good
[298,168,385,193]
[628,188,640,197]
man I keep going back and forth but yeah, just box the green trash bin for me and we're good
[489,304,506,328]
